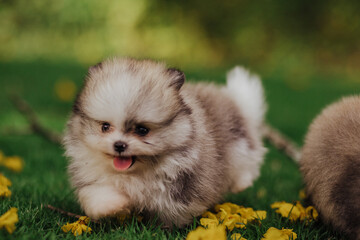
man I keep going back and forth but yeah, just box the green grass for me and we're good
[1,61,358,239]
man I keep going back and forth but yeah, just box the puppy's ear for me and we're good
[167,68,185,91]
[89,62,103,74]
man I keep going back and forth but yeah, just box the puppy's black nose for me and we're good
[114,141,128,153]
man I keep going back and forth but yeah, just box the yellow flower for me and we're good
[0,208,19,234]
[271,201,302,221]
[61,216,92,236]
[234,208,266,229]
[305,206,319,221]
[0,174,12,187]
[54,78,77,102]
[78,216,90,224]
[231,233,247,240]
[200,217,219,229]
[261,227,297,240]
[200,210,223,229]
[201,208,240,231]
[237,207,267,221]
[202,211,218,220]
[218,208,241,231]
[1,156,24,172]
[271,201,318,222]
[0,185,11,198]
[186,225,226,240]
[200,203,267,231]
[299,189,306,199]
[235,219,246,229]
[215,202,241,214]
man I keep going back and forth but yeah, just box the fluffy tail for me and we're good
[225,66,266,129]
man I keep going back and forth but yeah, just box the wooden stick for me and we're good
[9,95,62,145]
[44,204,100,224]
[263,124,302,163]
[0,128,32,136]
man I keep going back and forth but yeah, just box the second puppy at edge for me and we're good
[63,57,267,227]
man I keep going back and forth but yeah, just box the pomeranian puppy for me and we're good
[301,96,360,239]
[63,57,266,227]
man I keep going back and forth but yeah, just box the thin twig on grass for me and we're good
[9,94,62,145]
[44,204,100,224]
[0,127,33,136]
[263,124,302,163]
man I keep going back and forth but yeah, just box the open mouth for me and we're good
[113,156,136,171]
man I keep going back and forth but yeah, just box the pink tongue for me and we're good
[113,157,133,171]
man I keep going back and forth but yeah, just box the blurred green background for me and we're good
[1,0,360,76]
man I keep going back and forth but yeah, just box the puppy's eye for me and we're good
[101,122,111,132]
[134,125,149,136]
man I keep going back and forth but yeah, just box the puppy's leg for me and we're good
[227,139,265,193]
[77,184,130,219]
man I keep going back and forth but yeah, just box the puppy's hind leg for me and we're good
[226,139,265,193]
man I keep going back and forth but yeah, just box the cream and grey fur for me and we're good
[301,96,360,239]
[63,57,266,227]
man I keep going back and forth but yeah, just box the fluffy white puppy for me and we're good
[63,57,266,227]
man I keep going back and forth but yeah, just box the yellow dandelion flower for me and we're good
[216,208,228,220]
[261,227,297,240]
[1,156,24,172]
[186,225,226,240]
[200,217,219,229]
[200,210,225,229]
[0,208,19,234]
[235,219,247,229]
[202,211,218,220]
[78,216,90,224]
[201,209,240,231]
[61,216,92,236]
[305,206,319,221]
[271,201,302,221]
[234,207,267,229]
[299,189,306,199]
[214,202,241,214]
[201,203,267,231]
[218,208,241,231]
[0,174,12,187]
[0,185,11,198]
[215,208,230,230]
[271,201,318,222]
[231,233,247,240]
[237,207,267,221]
[225,213,242,231]
[54,78,77,102]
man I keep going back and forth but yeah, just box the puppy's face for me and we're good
[73,58,193,173]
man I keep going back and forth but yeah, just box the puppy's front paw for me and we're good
[78,185,130,220]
